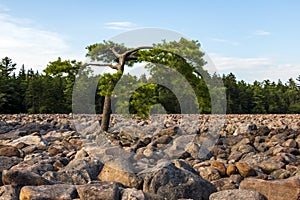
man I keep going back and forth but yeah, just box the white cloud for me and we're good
[254,30,271,36]
[207,53,299,83]
[0,13,82,72]
[104,21,137,30]
[210,38,239,46]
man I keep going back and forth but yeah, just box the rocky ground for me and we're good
[0,114,299,200]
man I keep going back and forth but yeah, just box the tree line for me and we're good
[0,39,300,115]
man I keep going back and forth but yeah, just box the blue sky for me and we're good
[0,0,299,83]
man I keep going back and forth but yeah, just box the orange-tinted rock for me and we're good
[236,162,256,177]
[226,164,238,176]
[211,161,226,176]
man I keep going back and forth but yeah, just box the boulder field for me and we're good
[0,114,299,200]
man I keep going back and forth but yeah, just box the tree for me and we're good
[14,65,28,113]
[0,57,17,113]
[86,38,211,131]
[44,57,83,112]
[25,70,43,113]
[86,41,151,131]
[252,81,267,114]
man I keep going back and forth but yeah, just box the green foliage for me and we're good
[1,38,300,115]
[0,57,18,113]
[98,71,123,96]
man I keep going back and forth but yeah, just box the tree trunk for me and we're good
[101,95,111,131]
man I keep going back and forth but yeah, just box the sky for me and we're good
[0,0,299,83]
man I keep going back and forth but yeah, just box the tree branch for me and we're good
[123,46,152,57]
[193,69,203,78]
[87,63,118,70]
[110,47,121,58]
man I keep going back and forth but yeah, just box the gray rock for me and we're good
[143,162,216,200]
[121,188,146,200]
[209,189,266,200]
[62,157,103,180]
[211,178,237,191]
[76,182,120,200]
[0,156,23,172]
[42,170,91,185]
[9,159,55,176]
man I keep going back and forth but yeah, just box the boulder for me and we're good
[211,161,226,176]
[0,156,23,172]
[209,189,266,200]
[2,169,52,186]
[197,166,221,181]
[42,170,91,185]
[121,188,164,200]
[211,178,237,191]
[8,135,47,147]
[258,160,285,174]
[0,185,19,200]
[0,145,21,157]
[240,176,300,200]
[282,139,298,148]
[61,157,103,180]
[20,184,77,200]
[236,162,256,177]
[76,182,120,200]
[143,162,216,200]
[98,163,142,189]
[226,164,238,176]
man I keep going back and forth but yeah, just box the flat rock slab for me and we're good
[240,175,300,200]
[20,184,77,200]
[8,135,47,146]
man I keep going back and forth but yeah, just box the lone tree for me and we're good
[86,41,151,131]
[86,38,210,132]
